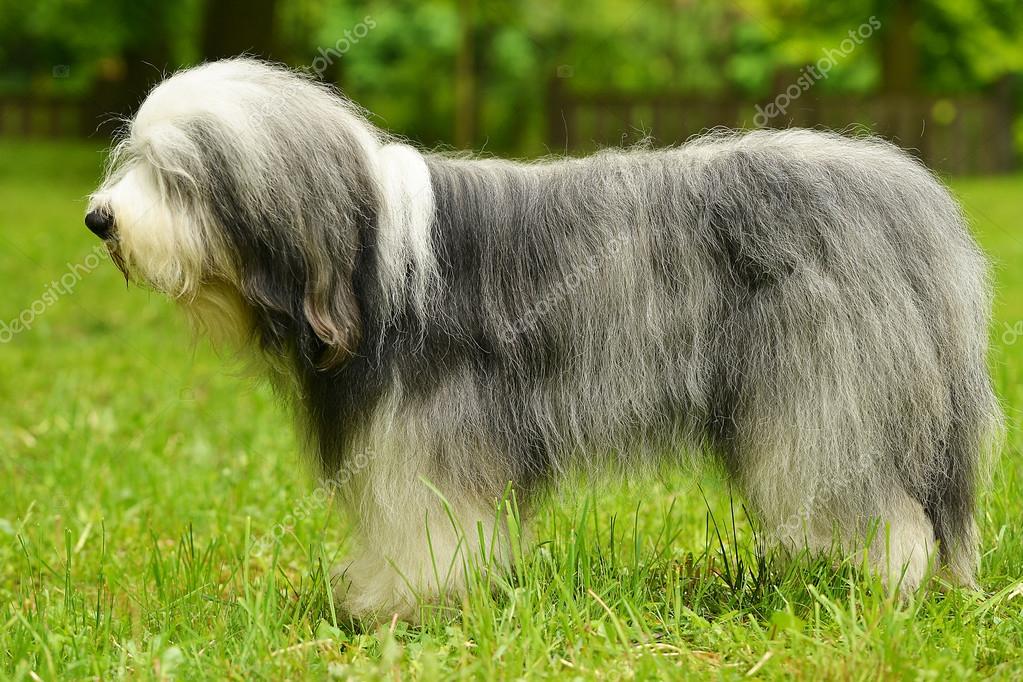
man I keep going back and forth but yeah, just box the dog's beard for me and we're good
[103,238,173,297]
[105,241,130,284]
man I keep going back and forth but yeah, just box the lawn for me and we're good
[0,139,1021,680]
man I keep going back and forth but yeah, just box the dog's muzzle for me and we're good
[85,208,129,280]
[85,208,115,240]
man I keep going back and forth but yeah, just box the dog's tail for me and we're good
[908,184,1004,589]
[923,372,1002,588]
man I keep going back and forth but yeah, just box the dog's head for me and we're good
[86,58,382,368]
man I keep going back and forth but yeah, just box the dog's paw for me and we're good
[330,557,421,627]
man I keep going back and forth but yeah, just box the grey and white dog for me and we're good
[86,59,1001,622]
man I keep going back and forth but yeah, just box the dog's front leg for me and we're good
[333,459,511,625]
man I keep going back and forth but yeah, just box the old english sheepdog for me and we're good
[86,58,1001,622]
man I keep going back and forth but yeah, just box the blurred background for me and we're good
[1,0,1022,173]
[1,5,1023,677]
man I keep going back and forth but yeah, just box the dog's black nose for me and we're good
[85,208,114,239]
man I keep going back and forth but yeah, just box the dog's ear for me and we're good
[303,267,363,369]
[297,168,373,369]
[226,169,370,372]
[214,199,365,370]
[175,94,375,370]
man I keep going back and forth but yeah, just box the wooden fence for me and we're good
[3,85,1017,174]
[0,96,90,138]
[547,80,1017,175]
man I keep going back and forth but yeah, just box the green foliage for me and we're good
[916,0,1023,89]
[0,0,202,94]
[1,0,1020,152]
[0,139,1022,679]
[739,0,1023,92]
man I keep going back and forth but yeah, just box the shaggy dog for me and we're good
[86,58,1001,622]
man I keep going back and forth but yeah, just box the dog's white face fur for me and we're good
[86,58,1000,623]
[90,66,235,296]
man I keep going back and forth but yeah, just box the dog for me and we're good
[85,58,1002,622]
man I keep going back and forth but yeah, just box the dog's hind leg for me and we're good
[729,408,943,592]
[715,268,953,593]
[866,493,939,593]
[734,429,940,593]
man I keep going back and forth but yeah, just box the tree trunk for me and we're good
[880,0,919,94]
[202,0,278,60]
[454,0,476,148]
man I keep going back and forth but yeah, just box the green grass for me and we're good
[1,139,1021,680]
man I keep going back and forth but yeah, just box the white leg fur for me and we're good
[869,493,938,592]
[336,474,509,623]
[764,483,938,593]
[334,404,510,623]
[336,487,507,624]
